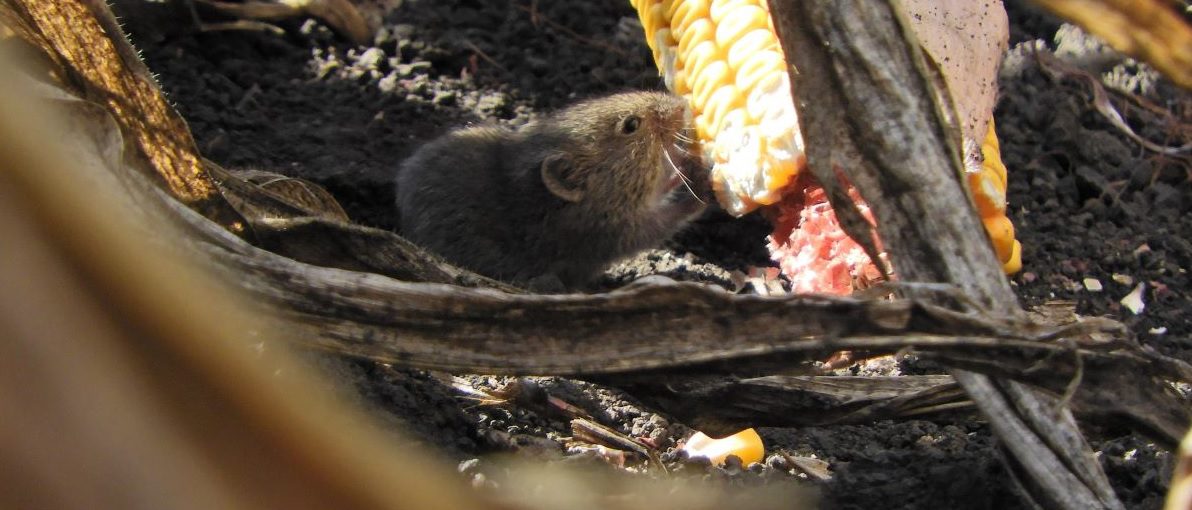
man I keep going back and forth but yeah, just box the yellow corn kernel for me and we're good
[681,40,719,90]
[982,119,1008,188]
[691,60,730,114]
[682,428,765,466]
[734,49,784,97]
[727,29,777,70]
[702,85,744,134]
[672,0,710,33]
[660,0,676,17]
[677,18,715,57]
[982,215,1016,263]
[714,4,768,49]
[710,0,754,23]
[969,169,1006,218]
[643,4,668,49]
[672,67,691,95]
[973,120,1019,273]
[1005,240,1023,274]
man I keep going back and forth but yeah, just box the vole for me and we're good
[394,91,709,291]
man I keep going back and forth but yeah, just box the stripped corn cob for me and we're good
[631,0,1023,277]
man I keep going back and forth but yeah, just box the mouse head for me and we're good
[531,91,709,222]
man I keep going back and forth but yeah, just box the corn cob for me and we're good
[630,0,1022,276]
[632,0,800,216]
[971,120,1023,274]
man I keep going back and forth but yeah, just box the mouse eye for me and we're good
[619,115,641,135]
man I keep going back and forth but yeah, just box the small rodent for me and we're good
[395,91,709,290]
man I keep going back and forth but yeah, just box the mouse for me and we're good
[394,91,709,291]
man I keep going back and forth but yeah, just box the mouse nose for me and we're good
[657,94,692,129]
[664,94,688,116]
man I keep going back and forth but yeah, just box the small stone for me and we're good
[377,73,398,94]
[409,61,434,73]
[373,26,393,46]
[394,63,415,78]
[722,454,744,475]
[457,458,481,474]
[1082,278,1103,292]
[683,452,712,469]
[475,93,511,116]
[313,60,341,80]
[356,47,385,70]
[766,454,790,471]
[1120,283,1146,315]
[1111,273,1134,286]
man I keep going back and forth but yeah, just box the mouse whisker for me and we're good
[669,140,695,158]
[663,146,705,204]
[662,146,692,184]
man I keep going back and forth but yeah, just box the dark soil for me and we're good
[133,0,1190,508]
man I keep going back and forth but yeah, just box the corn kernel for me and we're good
[1005,240,1022,274]
[691,60,730,114]
[727,29,777,70]
[982,215,1016,262]
[969,170,1006,218]
[709,0,754,23]
[682,428,765,466]
[734,49,784,95]
[672,0,710,33]
[677,18,714,57]
[715,4,768,49]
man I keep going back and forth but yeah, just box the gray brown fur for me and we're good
[395,91,708,290]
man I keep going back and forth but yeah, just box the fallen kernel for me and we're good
[681,428,765,466]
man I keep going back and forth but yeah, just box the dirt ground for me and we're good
[132,0,1190,508]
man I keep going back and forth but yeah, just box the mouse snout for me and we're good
[648,95,694,152]
[655,94,690,128]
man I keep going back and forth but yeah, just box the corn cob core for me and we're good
[767,179,886,294]
[631,0,1021,278]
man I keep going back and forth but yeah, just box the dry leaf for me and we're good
[901,0,1010,144]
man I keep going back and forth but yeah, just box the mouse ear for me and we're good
[540,153,584,202]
